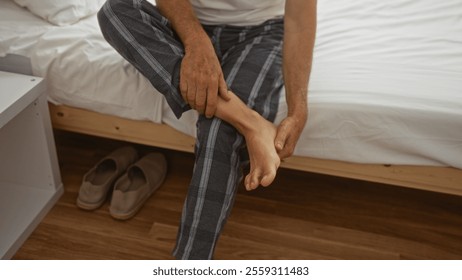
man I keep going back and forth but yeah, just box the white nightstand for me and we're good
[0,71,63,259]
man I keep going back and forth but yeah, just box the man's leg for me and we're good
[173,21,284,259]
[98,0,189,118]
[216,20,285,190]
[172,92,281,259]
[98,0,283,259]
[172,115,245,259]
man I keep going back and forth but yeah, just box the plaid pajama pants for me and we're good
[98,0,284,259]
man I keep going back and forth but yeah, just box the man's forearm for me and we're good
[156,0,209,49]
[283,0,317,118]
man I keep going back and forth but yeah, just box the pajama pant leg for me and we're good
[173,23,284,259]
[97,0,188,118]
[97,0,284,260]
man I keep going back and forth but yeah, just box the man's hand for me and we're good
[276,0,316,159]
[275,112,307,160]
[180,42,230,118]
[156,0,231,118]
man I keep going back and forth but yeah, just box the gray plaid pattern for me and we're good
[98,0,284,259]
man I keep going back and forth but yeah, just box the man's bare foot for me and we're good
[242,112,281,191]
[213,91,281,191]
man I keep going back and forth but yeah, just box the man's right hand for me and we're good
[180,41,230,118]
[157,0,231,118]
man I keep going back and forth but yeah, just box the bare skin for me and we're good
[213,91,281,191]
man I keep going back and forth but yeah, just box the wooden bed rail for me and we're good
[49,103,462,197]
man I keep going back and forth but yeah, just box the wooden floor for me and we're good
[13,130,462,260]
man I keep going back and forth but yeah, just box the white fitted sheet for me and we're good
[1,0,461,168]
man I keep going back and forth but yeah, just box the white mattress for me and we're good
[1,0,461,168]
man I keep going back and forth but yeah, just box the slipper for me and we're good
[109,152,167,220]
[76,146,138,210]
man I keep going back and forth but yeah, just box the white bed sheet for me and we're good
[1,0,461,168]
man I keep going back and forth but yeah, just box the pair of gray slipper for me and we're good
[76,146,167,220]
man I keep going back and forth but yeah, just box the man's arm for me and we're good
[275,0,317,159]
[156,0,230,118]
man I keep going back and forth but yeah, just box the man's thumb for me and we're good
[219,79,231,101]
[275,125,287,151]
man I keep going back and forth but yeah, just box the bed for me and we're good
[1,0,462,195]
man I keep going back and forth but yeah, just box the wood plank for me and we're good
[282,157,462,196]
[49,103,196,153]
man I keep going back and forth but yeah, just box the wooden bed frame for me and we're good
[49,103,462,197]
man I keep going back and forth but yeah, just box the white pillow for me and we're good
[14,0,106,26]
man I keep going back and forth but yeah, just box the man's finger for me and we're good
[278,141,294,159]
[218,77,231,101]
[195,89,206,114]
[205,88,217,118]
[186,86,197,109]
[204,77,218,117]
[275,123,289,152]
[180,78,188,102]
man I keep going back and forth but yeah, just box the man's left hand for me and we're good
[274,114,307,160]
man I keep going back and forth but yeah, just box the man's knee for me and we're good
[97,0,133,25]
[97,0,115,30]
[97,0,139,45]
[101,0,127,11]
